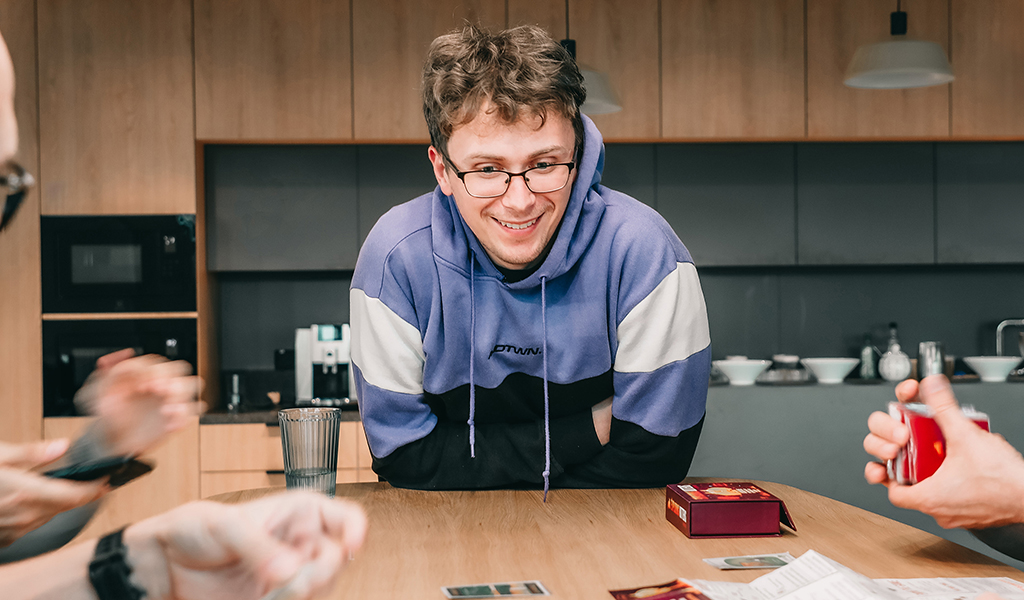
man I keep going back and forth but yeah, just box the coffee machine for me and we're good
[295,324,355,408]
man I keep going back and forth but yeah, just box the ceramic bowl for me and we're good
[801,357,860,384]
[963,356,1023,383]
[712,359,772,386]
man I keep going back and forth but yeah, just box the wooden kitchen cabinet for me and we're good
[571,0,659,140]
[0,0,42,444]
[806,0,949,139]
[796,143,935,265]
[43,416,200,542]
[194,0,353,141]
[199,420,373,498]
[37,0,195,215]
[508,0,566,35]
[661,0,804,139]
[351,0,505,140]
[950,0,1024,137]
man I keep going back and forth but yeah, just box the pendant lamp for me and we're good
[844,1,954,89]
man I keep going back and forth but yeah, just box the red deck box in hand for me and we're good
[887,401,990,485]
[665,482,796,538]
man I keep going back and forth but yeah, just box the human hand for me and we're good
[0,439,107,547]
[592,398,612,446]
[863,375,1024,529]
[124,492,368,600]
[76,349,203,457]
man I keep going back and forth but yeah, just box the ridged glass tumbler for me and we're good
[278,407,341,497]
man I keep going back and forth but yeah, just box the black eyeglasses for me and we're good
[441,151,576,199]
[0,161,33,232]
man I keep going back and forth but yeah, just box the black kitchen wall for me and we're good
[211,142,1024,370]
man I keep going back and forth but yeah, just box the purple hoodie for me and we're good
[351,115,710,492]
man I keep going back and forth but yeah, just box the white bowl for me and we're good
[963,356,1023,383]
[712,359,772,386]
[801,357,860,384]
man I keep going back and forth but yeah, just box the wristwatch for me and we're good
[88,528,146,600]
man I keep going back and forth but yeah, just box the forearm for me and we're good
[0,538,98,600]
[373,411,604,490]
[0,521,172,600]
[556,415,704,488]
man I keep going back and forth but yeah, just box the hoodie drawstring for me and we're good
[541,276,551,501]
[465,254,552,500]
[468,252,477,459]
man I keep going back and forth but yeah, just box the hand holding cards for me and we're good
[886,401,990,485]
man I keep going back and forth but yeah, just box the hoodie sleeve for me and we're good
[555,256,712,488]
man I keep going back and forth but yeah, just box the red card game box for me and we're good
[887,402,990,485]
[665,482,796,539]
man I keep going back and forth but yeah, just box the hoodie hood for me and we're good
[431,114,607,290]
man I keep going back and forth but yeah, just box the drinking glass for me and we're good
[278,407,341,497]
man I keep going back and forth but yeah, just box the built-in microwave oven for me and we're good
[42,318,198,417]
[41,216,196,313]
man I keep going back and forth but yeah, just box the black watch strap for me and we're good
[89,528,146,600]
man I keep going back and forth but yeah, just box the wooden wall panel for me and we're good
[45,416,200,542]
[352,0,505,140]
[0,0,42,443]
[508,0,567,38]
[950,0,1024,137]
[807,0,950,138]
[570,0,660,139]
[195,0,353,141]
[38,0,195,214]
[662,0,805,139]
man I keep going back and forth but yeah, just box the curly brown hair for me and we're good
[422,24,586,157]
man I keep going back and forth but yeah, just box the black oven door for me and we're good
[41,216,196,313]
[43,319,198,417]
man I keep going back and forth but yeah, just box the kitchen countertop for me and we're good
[200,407,362,425]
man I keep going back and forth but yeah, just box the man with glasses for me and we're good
[351,25,711,494]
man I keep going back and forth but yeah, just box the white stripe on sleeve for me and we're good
[614,262,710,373]
[350,288,425,394]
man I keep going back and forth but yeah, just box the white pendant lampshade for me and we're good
[580,68,622,115]
[845,39,954,89]
[844,4,953,90]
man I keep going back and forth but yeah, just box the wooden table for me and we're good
[212,479,1023,598]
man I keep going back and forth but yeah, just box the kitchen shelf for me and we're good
[42,312,199,321]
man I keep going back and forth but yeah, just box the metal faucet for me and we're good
[996,319,1024,356]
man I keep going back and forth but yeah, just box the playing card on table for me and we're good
[442,580,549,598]
[702,552,795,570]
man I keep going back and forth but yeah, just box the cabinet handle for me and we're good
[266,470,285,475]
[265,422,279,427]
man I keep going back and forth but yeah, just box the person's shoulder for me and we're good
[364,193,433,249]
[595,186,691,263]
[354,193,435,292]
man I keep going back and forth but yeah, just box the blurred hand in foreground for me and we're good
[76,349,203,457]
[0,491,368,600]
[863,375,1024,529]
[0,439,106,547]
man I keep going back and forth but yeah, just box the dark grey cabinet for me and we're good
[357,145,437,246]
[206,145,359,271]
[601,144,656,208]
[656,144,796,266]
[796,143,934,265]
[936,143,1024,264]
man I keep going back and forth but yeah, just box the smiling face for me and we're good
[429,105,577,271]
